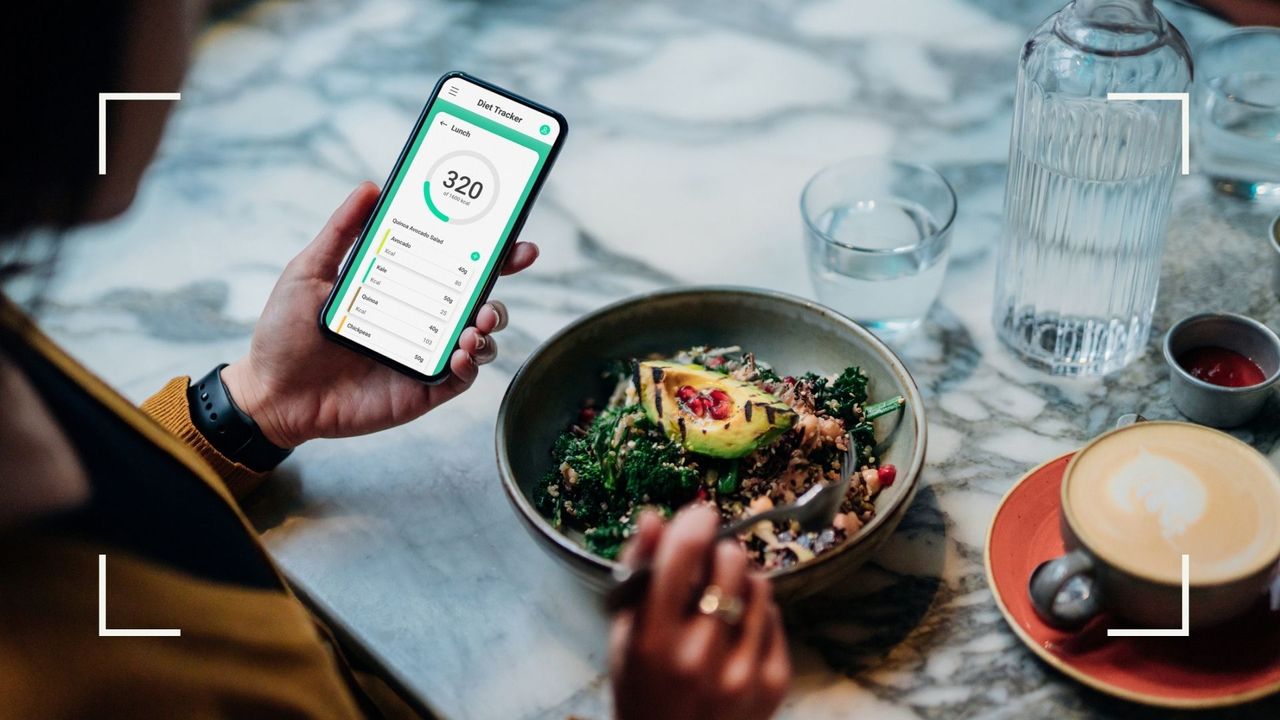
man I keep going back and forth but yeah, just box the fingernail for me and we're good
[475,334,487,351]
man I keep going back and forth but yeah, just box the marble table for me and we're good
[27,0,1280,717]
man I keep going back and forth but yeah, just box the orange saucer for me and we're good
[984,453,1280,709]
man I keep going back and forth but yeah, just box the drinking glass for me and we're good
[800,158,955,337]
[1194,28,1280,200]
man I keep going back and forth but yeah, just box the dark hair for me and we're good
[0,3,132,247]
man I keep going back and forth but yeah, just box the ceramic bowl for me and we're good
[495,286,927,601]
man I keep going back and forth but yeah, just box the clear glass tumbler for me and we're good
[801,158,955,337]
[1194,28,1280,201]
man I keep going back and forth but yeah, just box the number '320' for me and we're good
[442,170,483,199]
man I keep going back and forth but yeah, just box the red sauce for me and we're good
[1177,346,1266,387]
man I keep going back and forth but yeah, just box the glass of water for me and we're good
[801,158,955,337]
[1194,28,1280,200]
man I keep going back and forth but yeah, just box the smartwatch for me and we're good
[188,364,292,472]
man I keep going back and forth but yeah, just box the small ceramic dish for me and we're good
[1162,313,1280,427]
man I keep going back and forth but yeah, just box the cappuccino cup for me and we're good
[1029,421,1280,630]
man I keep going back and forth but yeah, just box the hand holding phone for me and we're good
[221,181,540,449]
[320,72,567,383]
[221,73,563,448]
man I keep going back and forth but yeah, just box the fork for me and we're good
[603,435,859,613]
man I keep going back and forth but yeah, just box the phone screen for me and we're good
[321,73,564,380]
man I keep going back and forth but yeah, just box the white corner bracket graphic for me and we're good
[98,92,181,175]
[1270,563,1280,611]
[1107,554,1189,637]
[98,554,181,637]
[1105,92,1190,176]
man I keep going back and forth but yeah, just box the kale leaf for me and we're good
[584,522,630,559]
[619,435,699,507]
[807,367,869,427]
[538,403,701,542]
[755,365,781,383]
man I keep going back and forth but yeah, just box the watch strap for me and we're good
[188,364,292,472]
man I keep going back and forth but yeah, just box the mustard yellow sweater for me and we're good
[0,299,372,719]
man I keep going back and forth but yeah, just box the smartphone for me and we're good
[320,71,566,383]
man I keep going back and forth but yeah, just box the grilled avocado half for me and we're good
[634,360,795,459]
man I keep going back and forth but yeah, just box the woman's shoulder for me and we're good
[0,534,364,719]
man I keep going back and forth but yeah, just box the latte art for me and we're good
[1066,423,1280,585]
[1108,449,1207,542]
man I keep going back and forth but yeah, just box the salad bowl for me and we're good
[495,286,927,601]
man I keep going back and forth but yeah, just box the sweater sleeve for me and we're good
[140,376,269,500]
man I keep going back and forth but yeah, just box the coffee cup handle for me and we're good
[1028,549,1102,630]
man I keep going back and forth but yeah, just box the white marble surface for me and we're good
[21,0,1280,718]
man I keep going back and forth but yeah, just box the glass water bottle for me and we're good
[993,0,1192,376]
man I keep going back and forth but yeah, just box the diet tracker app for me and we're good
[325,77,558,376]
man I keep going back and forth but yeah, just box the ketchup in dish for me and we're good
[1177,346,1266,388]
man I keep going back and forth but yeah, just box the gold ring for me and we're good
[697,584,745,625]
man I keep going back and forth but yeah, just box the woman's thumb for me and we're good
[298,181,380,279]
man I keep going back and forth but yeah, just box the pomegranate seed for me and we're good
[687,396,709,417]
[578,407,597,425]
[696,486,708,501]
[707,389,733,420]
[878,464,897,487]
[677,385,698,403]
[783,376,795,385]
